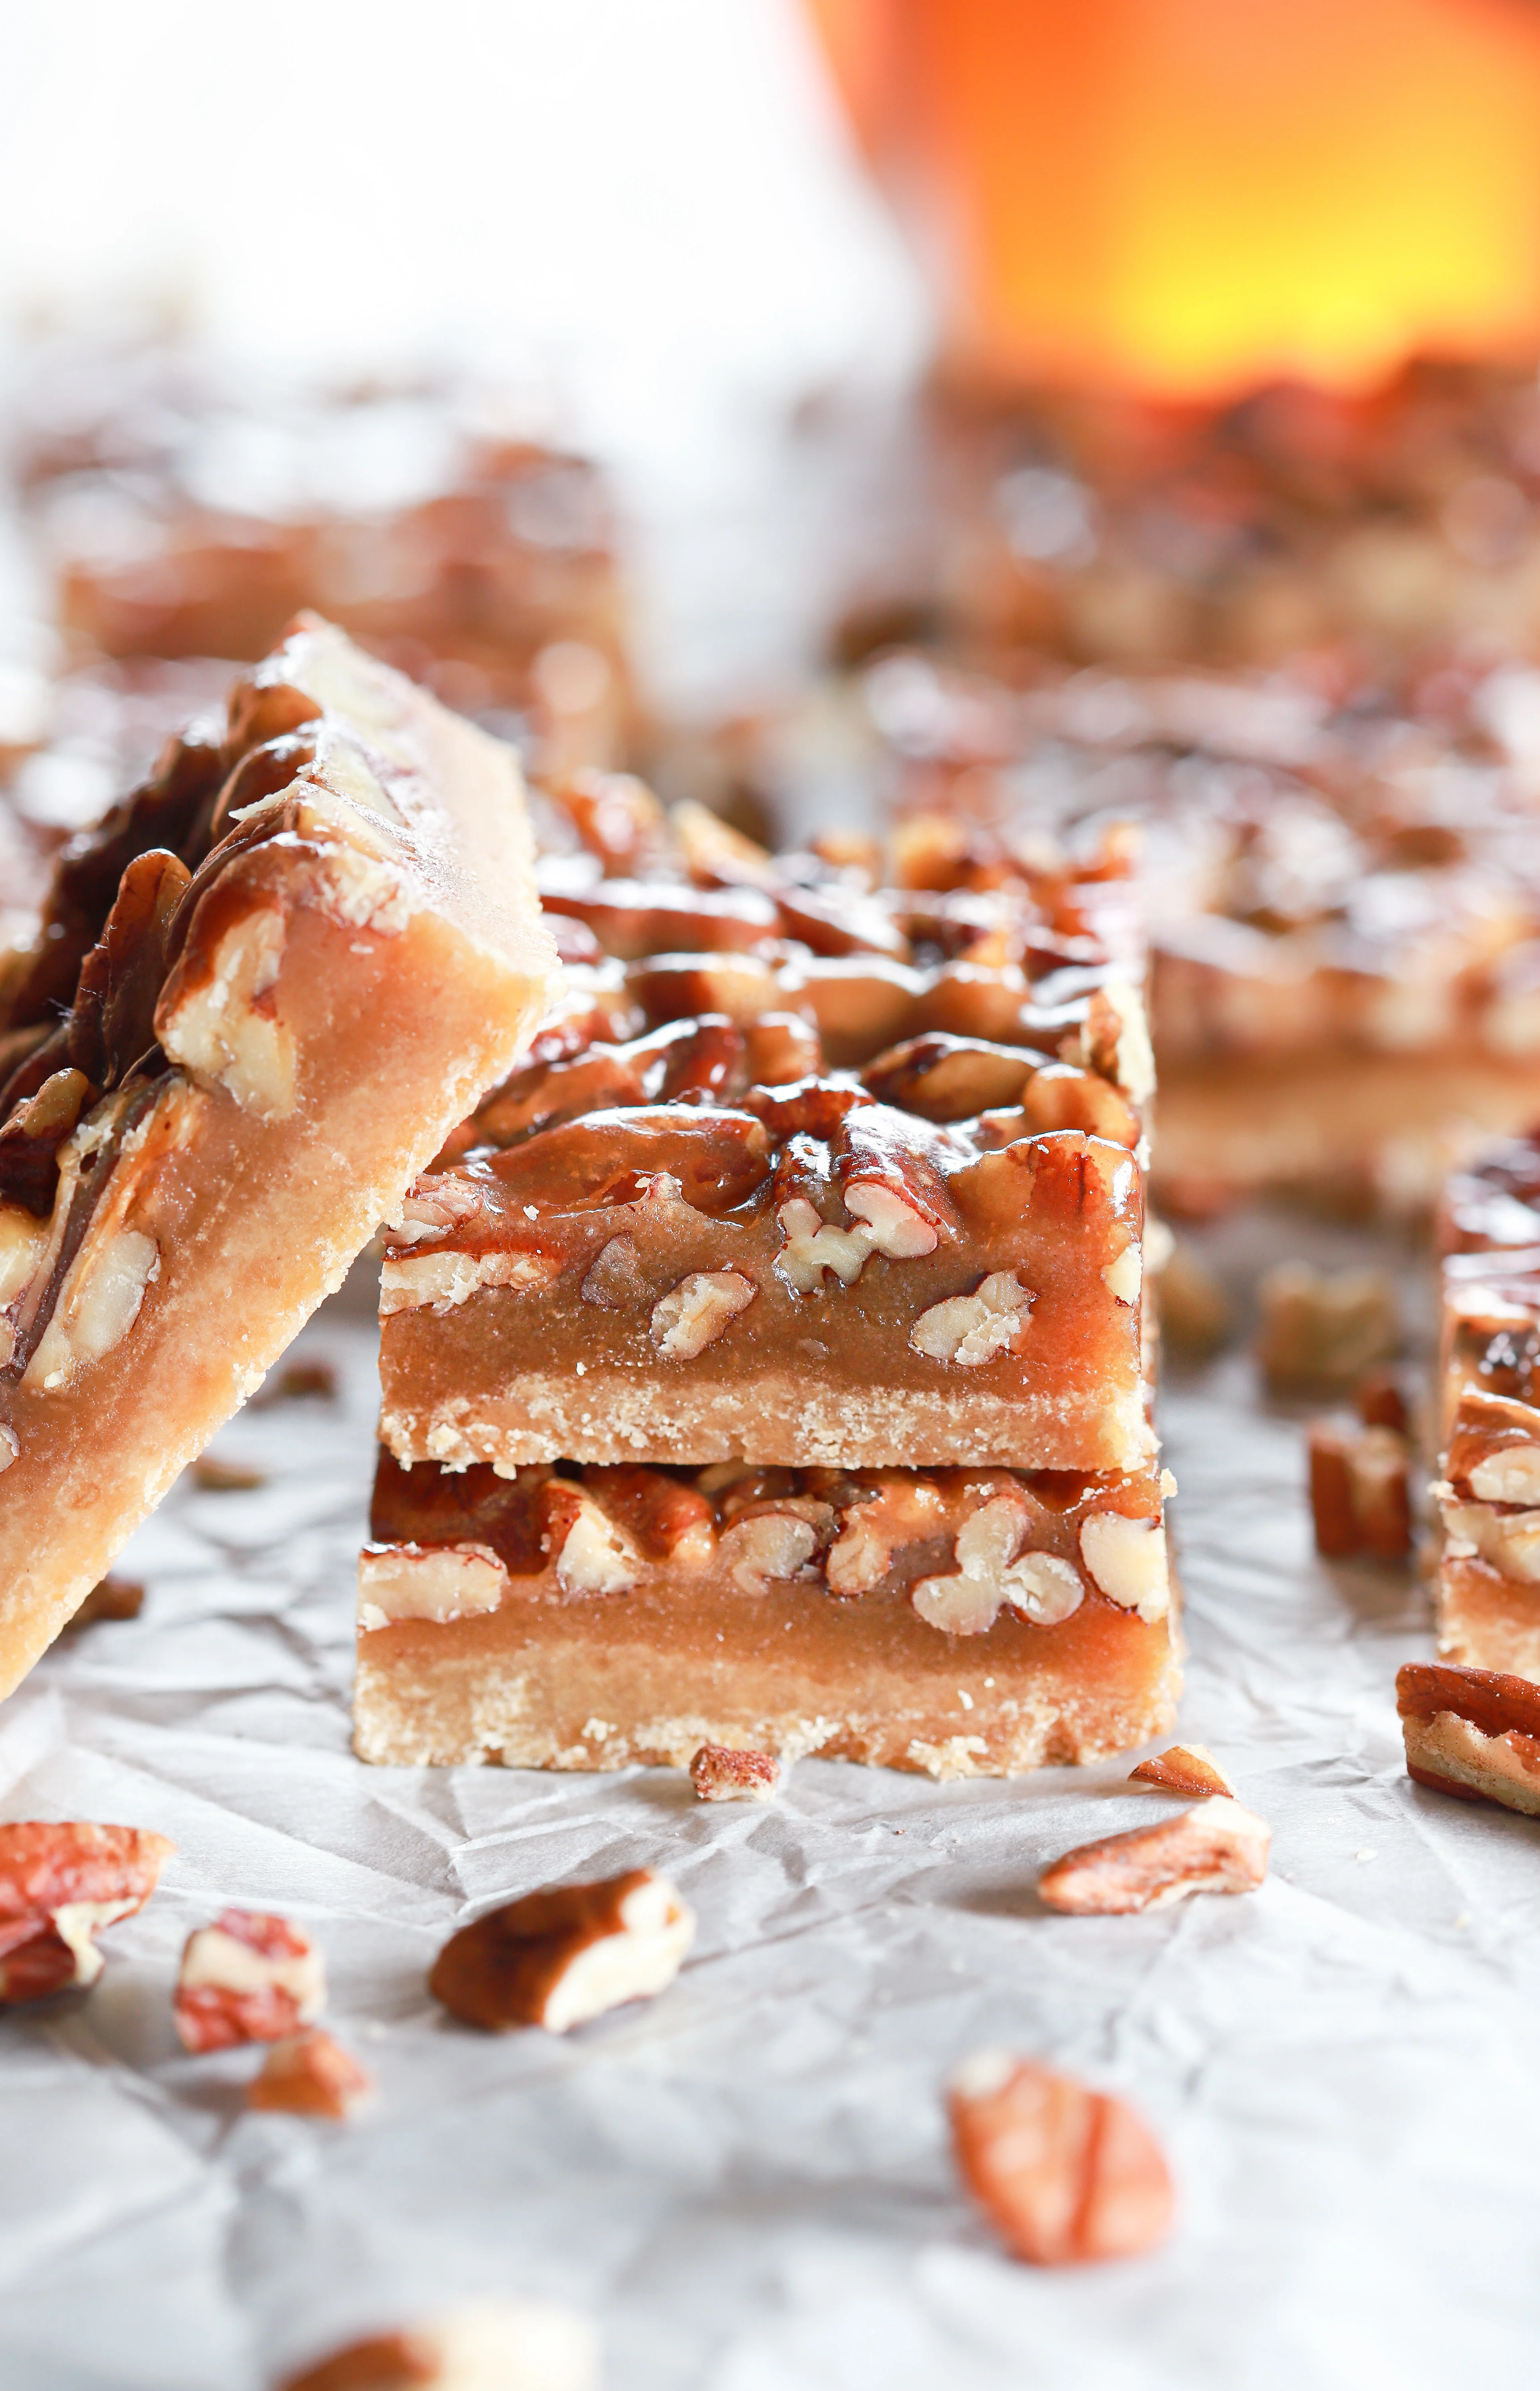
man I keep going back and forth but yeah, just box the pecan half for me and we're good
[860,1033,1042,1122]
[487,1106,772,1217]
[689,1744,781,1803]
[429,1867,693,2033]
[1129,1745,1235,1798]
[248,2029,374,2120]
[1446,1389,1540,1504]
[0,1820,174,2003]
[1038,1797,1271,1914]
[948,2052,1174,2266]
[1397,1660,1540,1816]
[277,2301,600,2391]
[173,1908,326,2051]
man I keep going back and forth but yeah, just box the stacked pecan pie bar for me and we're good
[0,618,558,1691]
[1432,1134,1540,1678]
[357,779,1179,1776]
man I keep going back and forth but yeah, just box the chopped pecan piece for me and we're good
[62,1573,145,1632]
[1155,1241,1232,1359]
[1129,1744,1234,1798]
[539,1483,639,1596]
[649,1269,757,1358]
[689,1744,781,1802]
[1307,1420,1412,1560]
[1397,1660,1540,1816]
[1078,1510,1171,1622]
[429,1867,693,2032]
[173,1908,326,2051]
[910,1271,1033,1364]
[913,1495,1084,1635]
[947,2051,1174,2266]
[190,1453,267,1493]
[0,1820,174,2002]
[248,2029,374,2120]
[251,1358,337,1407]
[1038,1797,1270,1914]
[277,2300,600,2391]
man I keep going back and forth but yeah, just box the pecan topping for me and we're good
[689,1744,781,1802]
[539,1483,639,1596]
[487,1106,772,1217]
[1078,1511,1170,1621]
[173,1908,326,2052]
[0,1821,174,2003]
[1446,1389,1540,1504]
[1038,1797,1270,1914]
[861,1033,1042,1122]
[948,2052,1174,2266]
[429,1867,693,2033]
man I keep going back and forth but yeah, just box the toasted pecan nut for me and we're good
[1446,1389,1540,1504]
[860,1033,1041,1122]
[1355,1369,1409,1435]
[689,1744,781,1803]
[1129,1745,1235,1798]
[555,767,667,874]
[487,1105,772,1217]
[429,1867,693,2033]
[1155,1241,1232,1359]
[1308,1419,1412,1560]
[741,1012,823,1088]
[0,1820,174,2002]
[248,2029,373,2120]
[649,1269,757,1358]
[947,2052,1174,2266]
[1397,1660,1540,1815]
[173,1908,326,2052]
[277,2300,600,2391]
[1038,1797,1270,1915]
[1017,1062,1140,1148]
[912,1493,1084,1636]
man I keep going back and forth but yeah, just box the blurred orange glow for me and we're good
[810,0,1540,398]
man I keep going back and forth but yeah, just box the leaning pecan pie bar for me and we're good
[377,795,1155,1472]
[0,618,558,1691]
[355,1449,1178,1775]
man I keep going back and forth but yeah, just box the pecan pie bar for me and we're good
[816,645,1540,1210]
[0,618,558,1691]
[377,794,1155,1472]
[1431,1132,1540,1676]
[8,340,634,771]
[354,1449,1179,1774]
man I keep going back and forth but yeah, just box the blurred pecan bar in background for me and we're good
[810,644,1540,1212]
[355,1448,1178,1775]
[4,339,635,774]
[377,785,1155,1473]
[0,616,558,1693]
[918,361,1540,677]
[1432,1132,1540,1678]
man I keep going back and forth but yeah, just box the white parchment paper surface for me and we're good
[0,1241,1534,2391]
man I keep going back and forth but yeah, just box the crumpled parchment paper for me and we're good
[1,1236,1533,2391]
